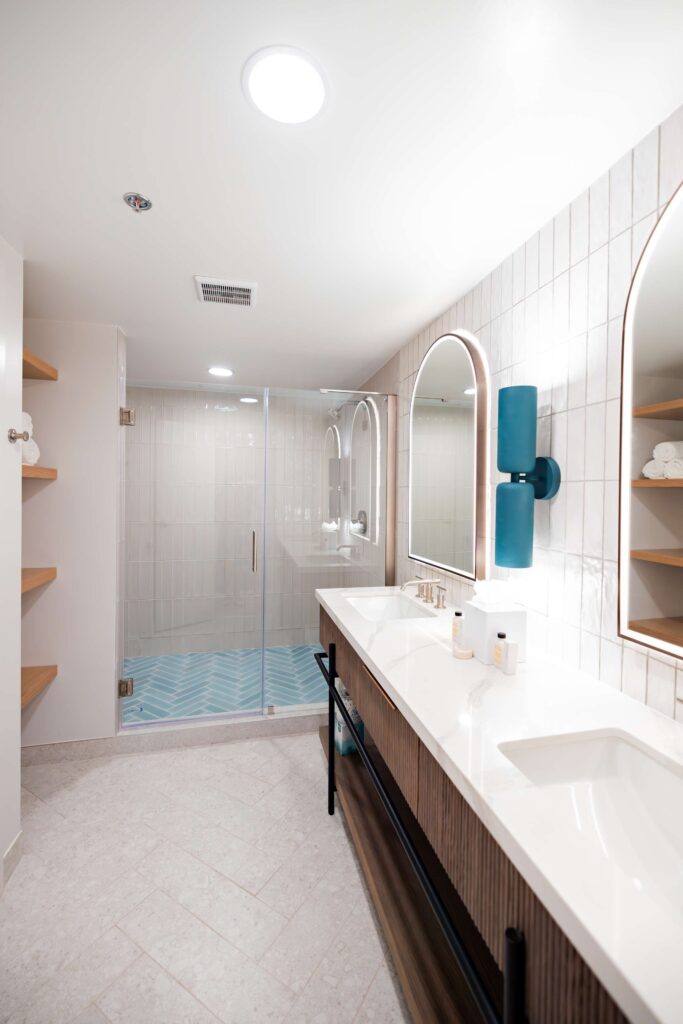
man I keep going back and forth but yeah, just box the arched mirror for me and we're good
[350,398,380,542]
[620,184,683,658]
[409,332,488,579]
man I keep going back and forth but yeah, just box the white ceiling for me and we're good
[2,1,683,390]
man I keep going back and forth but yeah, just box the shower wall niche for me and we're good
[122,384,393,726]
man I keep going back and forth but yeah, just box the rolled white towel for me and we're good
[653,440,683,462]
[664,458,683,479]
[22,438,40,466]
[642,459,667,479]
[22,411,33,438]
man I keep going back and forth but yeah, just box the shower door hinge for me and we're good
[119,407,136,426]
[118,677,134,697]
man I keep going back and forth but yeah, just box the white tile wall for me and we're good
[362,104,683,721]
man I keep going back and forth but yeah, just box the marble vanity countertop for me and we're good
[316,585,683,1024]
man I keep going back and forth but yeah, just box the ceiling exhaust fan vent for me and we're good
[194,277,257,307]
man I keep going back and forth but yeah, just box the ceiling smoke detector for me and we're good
[194,277,257,307]
[123,192,152,212]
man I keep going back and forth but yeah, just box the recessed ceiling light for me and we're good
[242,46,326,124]
[464,387,476,396]
[123,192,152,212]
[208,366,233,378]
[240,397,259,403]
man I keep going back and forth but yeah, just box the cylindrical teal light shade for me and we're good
[495,482,534,568]
[498,386,537,473]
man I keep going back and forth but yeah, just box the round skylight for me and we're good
[242,46,326,124]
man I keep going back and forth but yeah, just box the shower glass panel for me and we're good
[120,384,392,727]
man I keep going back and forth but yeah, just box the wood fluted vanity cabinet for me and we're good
[320,609,420,813]
[417,744,629,1024]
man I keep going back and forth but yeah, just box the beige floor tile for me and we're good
[282,899,385,1023]
[6,927,140,1024]
[177,823,285,894]
[97,953,220,1023]
[208,767,273,806]
[137,842,287,959]
[353,963,410,1023]
[118,890,295,1024]
[69,1007,110,1024]
[260,871,363,993]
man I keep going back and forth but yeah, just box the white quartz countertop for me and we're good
[316,586,683,1024]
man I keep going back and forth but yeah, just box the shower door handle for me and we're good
[251,529,257,573]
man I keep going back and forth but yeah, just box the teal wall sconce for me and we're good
[495,386,561,568]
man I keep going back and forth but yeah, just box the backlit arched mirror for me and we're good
[620,184,683,659]
[323,423,341,524]
[350,399,380,542]
[409,332,488,579]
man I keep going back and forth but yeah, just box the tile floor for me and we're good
[121,645,326,724]
[2,732,409,1024]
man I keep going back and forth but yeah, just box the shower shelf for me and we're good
[22,464,57,480]
[22,347,58,381]
[21,567,57,594]
[21,665,58,708]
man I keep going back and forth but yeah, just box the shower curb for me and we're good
[21,710,325,765]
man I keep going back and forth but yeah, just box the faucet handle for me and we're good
[422,581,434,603]
[435,585,446,610]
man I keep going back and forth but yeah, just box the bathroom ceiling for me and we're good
[1,1,683,389]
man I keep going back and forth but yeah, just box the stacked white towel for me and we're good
[653,441,683,463]
[642,440,683,479]
[19,410,40,465]
[642,459,667,479]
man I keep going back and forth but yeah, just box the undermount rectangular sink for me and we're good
[345,593,436,622]
[499,730,683,905]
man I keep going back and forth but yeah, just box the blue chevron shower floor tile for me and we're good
[121,643,325,725]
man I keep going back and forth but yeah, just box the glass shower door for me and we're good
[120,383,266,726]
[261,388,391,713]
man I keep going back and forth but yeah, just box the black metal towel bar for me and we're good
[314,644,526,1024]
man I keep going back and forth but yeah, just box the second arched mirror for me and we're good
[409,332,488,580]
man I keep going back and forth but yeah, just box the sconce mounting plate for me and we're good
[530,456,561,500]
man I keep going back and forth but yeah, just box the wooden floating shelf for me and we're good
[631,548,683,568]
[632,478,683,488]
[22,464,57,480]
[629,617,683,647]
[634,397,683,420]
[21,665,57,709]
[21,567,57,594]
[22,348,58,381]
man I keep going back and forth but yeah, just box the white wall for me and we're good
[0,235,22,889]
[21,320,124,745]
[362,103,683,721]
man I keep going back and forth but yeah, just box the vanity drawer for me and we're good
[417,743,628,1024]
[355,661,419,815]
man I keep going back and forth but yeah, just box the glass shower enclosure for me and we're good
[120,383,394,727]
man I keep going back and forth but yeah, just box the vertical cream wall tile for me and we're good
[659,104,683,203]
[512,245,525,304]
[589,172,609,252]
[599,639,622,688]
[622,645,647,702]
[586,324,607,405]
[647,656,676,716]
[609,151,632,238]
[587,244,609,328]
[608,230,632,320]
[553,205,570,276]
[525,233,539,295]
[633,128,659,221]
[570,191,589,265]
[538,219,554,285]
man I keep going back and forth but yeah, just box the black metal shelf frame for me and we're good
[314,643,526,1024]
